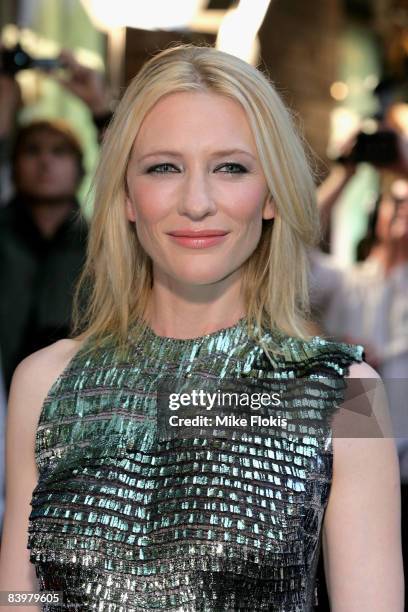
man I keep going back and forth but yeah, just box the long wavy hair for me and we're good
[72,44,321,356]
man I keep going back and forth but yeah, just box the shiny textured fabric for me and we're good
[27,319,363,611]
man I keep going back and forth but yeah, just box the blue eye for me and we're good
[147,163,179,174]
[146,162,248,174]
[217,163,248,174]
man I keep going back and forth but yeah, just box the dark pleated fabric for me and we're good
[27,319,363,611]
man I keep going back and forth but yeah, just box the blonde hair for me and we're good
[72,44,321,356]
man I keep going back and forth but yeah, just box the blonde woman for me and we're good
[0,45,403,611]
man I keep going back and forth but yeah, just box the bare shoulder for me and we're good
[345,361,391,432]
[12,338,83,387]
[346,360,381,379]
[332,358,397,480]
[9,338,85,416]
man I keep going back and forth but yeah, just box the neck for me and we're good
[21,196,76,239]
[146,269,246,339]
[370,241,408,275]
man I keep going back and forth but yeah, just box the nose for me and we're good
[177,167,217,220]
[37,150,55,168]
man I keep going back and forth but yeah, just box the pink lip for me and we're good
[168,229,228,237]
[168,236,228,249]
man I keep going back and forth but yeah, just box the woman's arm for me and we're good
[322,361,404,610]
[0,339,82,610]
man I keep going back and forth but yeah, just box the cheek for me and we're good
[128,182,173,258]
[59,160,79,183]
[14,160,37,189]
[130,181,174,224]
[15,159,35,179]
[223,182,267,223]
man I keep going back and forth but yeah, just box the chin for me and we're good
[32,190,71,200]
[164,264,237,286]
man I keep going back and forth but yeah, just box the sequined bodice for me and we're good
[27,320,363,611]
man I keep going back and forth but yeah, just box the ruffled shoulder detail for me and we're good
[260,330,364,377]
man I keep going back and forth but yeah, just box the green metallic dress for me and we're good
[27,318,363,611]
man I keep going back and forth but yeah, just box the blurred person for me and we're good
[324,179,408,430]
[309,152,408,607]
[0,50,111,201]
[0,44,402,610]
[323,179,408,606]
[307,161,355,337]
[0,119,88,392]
[315,118,408,248]
[0,51,112,392]
[55,49,113,141]
[312,165,408,446]
[319,176,408,368]
[0,48,111,595]
[313,173,408,606]
[310,126,408,353]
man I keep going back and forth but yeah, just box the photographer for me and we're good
[309,121,408,607]
[311,119,408,325]
[0,48,112,391]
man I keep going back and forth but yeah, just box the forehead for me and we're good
[133,91,256,150]
[19,128,75,148]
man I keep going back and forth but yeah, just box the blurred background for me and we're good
[0,0,407,609]
[1,0,406,253]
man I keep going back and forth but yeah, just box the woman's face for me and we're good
[125,91,274,288]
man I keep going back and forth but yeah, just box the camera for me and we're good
[336,130,399,166]
[0,43,62,76]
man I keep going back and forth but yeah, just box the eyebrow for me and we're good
[137,148,257,162]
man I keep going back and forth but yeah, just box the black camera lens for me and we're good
[0,43,61,76]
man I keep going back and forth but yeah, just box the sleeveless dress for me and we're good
[27,319,364,611]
